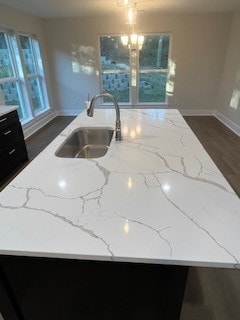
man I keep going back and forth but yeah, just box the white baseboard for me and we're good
[180,109,240,137]
[180,109,215,116]
[215,111,240,137]
[23,110,58,139]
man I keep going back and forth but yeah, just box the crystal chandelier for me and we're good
[121,31,144,50]
[117,0,144,50]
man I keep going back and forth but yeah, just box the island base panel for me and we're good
[0,256,188,320]
[0,264,23,320]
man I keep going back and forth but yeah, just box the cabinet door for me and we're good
[0,277,21,320]
[0,122,25,153]
[0,111,19,131]
[0,141,28,180]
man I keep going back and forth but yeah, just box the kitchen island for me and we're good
[0,109,239,319]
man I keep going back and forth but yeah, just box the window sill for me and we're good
[21,107,51,127]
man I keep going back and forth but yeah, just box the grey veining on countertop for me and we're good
[0,109,240,268]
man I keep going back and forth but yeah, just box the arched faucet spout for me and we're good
[87,93,122,141]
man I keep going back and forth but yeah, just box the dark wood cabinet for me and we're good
[0,110,28,181]
[0,256,188,320]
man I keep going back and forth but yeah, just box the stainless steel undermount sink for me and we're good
[55,127,114,159]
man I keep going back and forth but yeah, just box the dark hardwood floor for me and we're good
[0,116,75,192]
[180,116,240,320]
[184,116,240,197]
[25,116,76,161]
[0,115,240,320]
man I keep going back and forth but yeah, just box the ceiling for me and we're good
[0,0,240,18]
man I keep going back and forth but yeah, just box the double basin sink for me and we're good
[55,127,114,159]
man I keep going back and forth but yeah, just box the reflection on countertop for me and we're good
[0,109,240,269]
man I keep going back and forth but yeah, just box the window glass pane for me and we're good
[100,36,130,103]
[101,72,130,103]
[28,76,43,112]
[138,72,167,103]
[138,35,169,103]
[99,34,170,104]
[0,32,14,78]
[32,38,43,72]
[0,81,25,119]
[100,36,130,71]
[19,35,36,74]
[139,35,169,70]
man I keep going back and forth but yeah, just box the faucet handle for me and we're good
[115,120,122,141]
[87,106,93,117]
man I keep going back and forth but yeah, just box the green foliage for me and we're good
[102,72,167,103]
[0,65,13,78]
[100,36,129,66]
[100,35,169,103]
[32,97,42,111]
[19,35,30,50]
[0,32,7,49]
[103,89,129,103]
[139,35,169,69]
[0,32,14,78]
[139,73,167,102]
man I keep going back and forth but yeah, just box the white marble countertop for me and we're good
[0,109,240,268]
[0,105,18,116]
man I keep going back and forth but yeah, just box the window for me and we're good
[0,31,25,119]
[99,34,170,105]
[138,35,169,103]
[0,29,49,122]
[19,35,45,114]
[100,36,130,103]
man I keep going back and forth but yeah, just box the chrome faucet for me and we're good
[87,93,122,141]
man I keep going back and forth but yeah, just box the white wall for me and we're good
[217,13,240,127]
[43,13,232,114]
[1,4,239,133]
[0,4,53,109]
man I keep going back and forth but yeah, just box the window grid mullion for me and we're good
[130,49,138,106]
[5,33,18,79]
[31,37,48,111]
[17,35,35,118]
[135,47,140,106]
[0,76,19,84]
[30,37,40,76]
